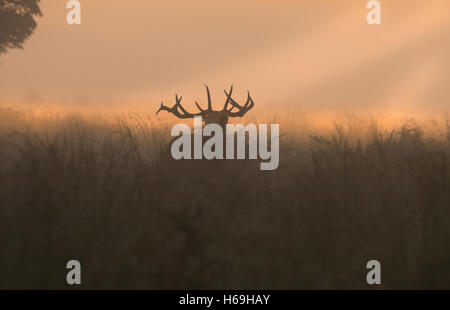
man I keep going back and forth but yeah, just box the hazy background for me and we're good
[0,0,449,114]
[2,1,450,290]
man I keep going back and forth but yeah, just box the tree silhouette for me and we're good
[0,0,42,55]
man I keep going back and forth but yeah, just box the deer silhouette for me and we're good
[155,85,256,164]
[154,85,265,179]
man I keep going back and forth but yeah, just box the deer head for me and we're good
[156,85,254,128]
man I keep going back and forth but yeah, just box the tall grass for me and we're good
[0,107,449,289]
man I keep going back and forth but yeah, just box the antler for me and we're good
[156,85,254,119]
[194,85,213,113]
[156,94,202,119]
[223,86,255,117]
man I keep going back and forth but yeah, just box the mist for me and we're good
[0,0,449,116]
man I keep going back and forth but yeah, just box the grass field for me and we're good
[0,104,449,289]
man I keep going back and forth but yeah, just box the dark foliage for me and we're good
[0,0,42,54]
[0,113,449,289]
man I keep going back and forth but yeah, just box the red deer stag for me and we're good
[156,85,255,163]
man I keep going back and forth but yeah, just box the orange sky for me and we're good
[0,0,449,114]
